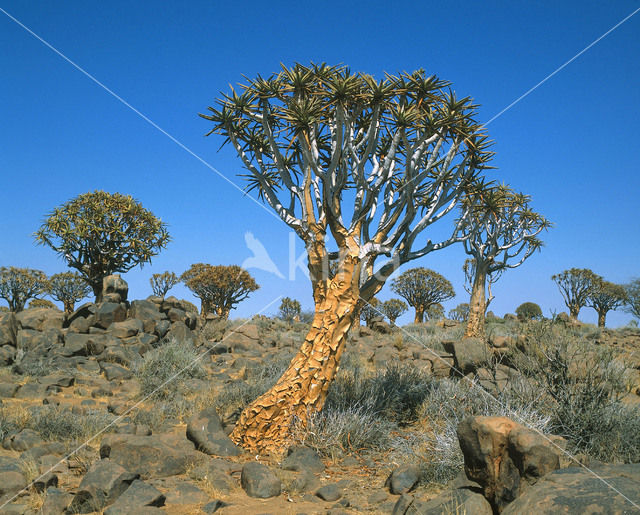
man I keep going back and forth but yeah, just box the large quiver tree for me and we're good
[457,185,550,337]
[391,267,455,323]
[201,63,493,453]
[35,191,170,302]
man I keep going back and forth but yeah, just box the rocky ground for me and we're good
[0,286,639,514]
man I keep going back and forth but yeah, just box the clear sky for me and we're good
[1,1,638,327]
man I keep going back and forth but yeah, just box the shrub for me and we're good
[35,190,170,302]
[30,406,116,442]
[515,302,542,321]
[132,338,206,399]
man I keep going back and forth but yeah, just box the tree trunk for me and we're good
[63,301,74,314]
[230,254,361,455]
[597,309,606,328]
[414,306,424,324]
[569,305,580,320]
[465,265,487,338]
[91,281,103,304]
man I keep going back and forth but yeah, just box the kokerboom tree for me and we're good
[587,279,627,328]
[552,268,601,321]
[48,272,91,314]
[35,191,170,302]
[0,267,48,312]
[391,268,455,323]
[201,63,493,453]
[457,185,550,337]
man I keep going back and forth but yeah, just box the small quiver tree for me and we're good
[552,268,601,321]
[34,191,170,303]
[279,297,302,323]
[391,268,455,324]
[181,263,259,319]
[515,302,543,321]
[380,298,408,326]
[0,267,48,312]
[457,185,550,338]
[201,63,493,453]
[625,279,640,322]
[48,272,91,314]
[587,279,627,328]
[150,271,179,298]
[448,302,469,322]
[360,297,380,327]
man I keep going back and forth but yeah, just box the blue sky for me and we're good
[1,1,638,326]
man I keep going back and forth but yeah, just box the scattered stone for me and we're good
[3,428,43,451]
[443,337,491,374]
[240,461,282,498]
[0,382,18,398]
[281,445,325,473]
[94,302,128,329]
[107,319,144,338]
[316,482,343,501]
[202,499,231,513]
[162,481,209,505]
[40,486,73,515]
[186,407,241,457]
[100,362,133,381]
[103,274,129,303]
[0,470,27,498]
[103,479,165,514]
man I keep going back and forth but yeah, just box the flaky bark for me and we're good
[465,266,487,338]
[597,310,606,328]
[230,252,362,454]
[414,306,425,324]
[569,304,580,320]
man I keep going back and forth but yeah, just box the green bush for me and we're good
[132,337,206,399]
[515,302,543,321]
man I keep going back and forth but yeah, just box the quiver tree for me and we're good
[625,279,640,321]
[150,271,179,298]
[35,191,170,303]
[448,303,469,322]
[181,263,259,318]
[457,185,551,337]
[0,267,48,312]
[360,297,380,326]
[279,297,302,323]
[201,63,493,453]
[426,302,445,321]
[515,302,543,321]
[391,268,455,323]
[552,268,601,321]
[587,279,627,328]
[380,298,407,325]
[48,272,91,314]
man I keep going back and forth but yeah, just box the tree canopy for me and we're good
[552,268,601,320]
[380,298,408,325]
[279,297,301,323]
[181,264,259,319]
[0,267,48,312]
[150,271,179,298]
[588,279,627,327]
[391,267,455,323]
[625,279,640,321]
[34,191,170,302]
[48,272,91,314]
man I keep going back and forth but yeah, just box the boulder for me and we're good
[0,312,18,346]
[0,470,27,498]
[385,465,420,494]
[392,488,492,515]
[186,407,241,457]
[240,462,282,498]
[103,275,129,303]
[130,300,166,333]
[103,479,165,514]
[68,460,138,513]
[40,487,73,515]
[281,446,325,473]
[100,434,199,479]
[165,321,194,345]
[16,307,64,331]
[503,463,640,514]
[443,338,491,375]
[107,319,144,338]
[94,303,127,329]
[0,345,16,365]
[457,416,560,512]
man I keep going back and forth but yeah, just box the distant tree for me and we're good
[0,267,48,312]
[448,303,470,322]
[587,279,628,328]
[150,271,179,298]
[552,268,601,321]
[48,272,91,314]
[279,297,301,323]
[29,298,57,309]
[181,263,259,319]
[360,297,380,327]
[391,268,455,324]
[34,190,170,302]
[458,185,550,337]
[515,302,543,321]
[425,303,445,321]
[625,279,640,321]
[380,298,407,325]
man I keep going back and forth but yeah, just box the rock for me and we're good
[100,434,199,478]
[371,320,392,334]
[240,462,282,498]
[0,345,15,365]
[165,321,194,345]
[38,373,75,388]
[16,328,62,352]
[40,486,73,515]
[16,307,64,331]
[103,479,165,514]
[0,470,27,497]
[385,465,420,494]
[154,320,170,339]
[281,446,325,473]
[316,483,343,501]
[3,428,43,451]
[94,303,128,329]
[392,488,493,515]
[503,463,640,514]
[129,300,166,334]
[162,481,209,505]
[103,274,129,303]
[443,338,491,374]
[0,382,18,398]
[0,311,18,346]
[186,407,241,457]
[13,382,49,399]
[107,319,144,338]
[166,307,187,324]
[203,499,231,513]
[457,416,560,512]
[100,362,133,381]
[490,335,514,349]
[68,460,138,513]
